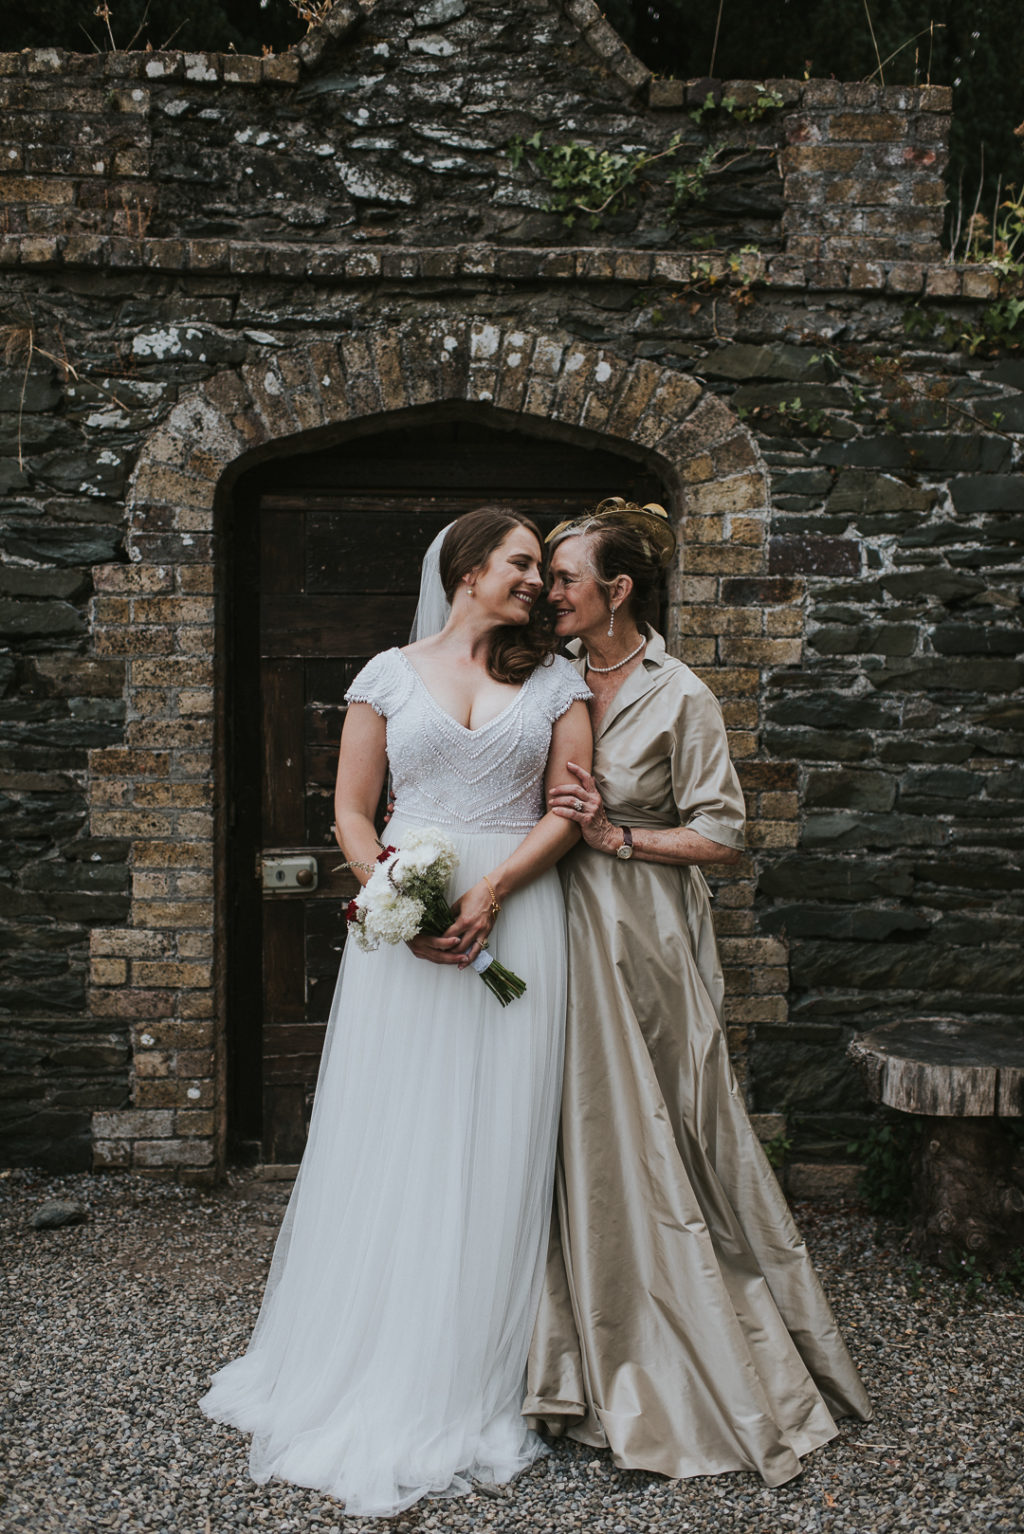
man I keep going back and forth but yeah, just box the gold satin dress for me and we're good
[525,630,871,1487]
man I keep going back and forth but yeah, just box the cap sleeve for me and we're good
[539,654,592,723]
[669,680,746,850]
[344,649,408,718]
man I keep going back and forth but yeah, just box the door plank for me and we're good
[261,659,306,842]
[261,595,416,657]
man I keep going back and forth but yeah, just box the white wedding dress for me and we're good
[200,647,590,1517]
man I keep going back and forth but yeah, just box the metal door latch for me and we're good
[262,854,318,892]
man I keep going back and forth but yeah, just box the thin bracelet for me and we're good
[483,874,502,921]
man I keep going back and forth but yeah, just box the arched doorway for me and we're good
[227,411,666,1163]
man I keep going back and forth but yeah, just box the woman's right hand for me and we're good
[406,932,463,965]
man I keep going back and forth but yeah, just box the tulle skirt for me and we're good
[200,818,567,1516]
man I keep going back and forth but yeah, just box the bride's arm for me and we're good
[333,703,390,886]
[442,700,593,967]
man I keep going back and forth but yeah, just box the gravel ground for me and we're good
[1,1166,1021,1534]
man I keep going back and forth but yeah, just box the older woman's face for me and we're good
[546,535,610,641]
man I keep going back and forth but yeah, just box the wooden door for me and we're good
[227,419,663,1163]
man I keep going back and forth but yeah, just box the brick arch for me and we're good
[91,321,787,1181]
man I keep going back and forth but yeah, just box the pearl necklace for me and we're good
[584,635,647,674]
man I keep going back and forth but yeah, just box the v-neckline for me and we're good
[397,649,529,735]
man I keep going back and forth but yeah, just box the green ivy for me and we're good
[846,1114,923,1222]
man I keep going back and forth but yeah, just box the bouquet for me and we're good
[345,828,527,1007]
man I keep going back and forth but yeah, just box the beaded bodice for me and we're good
[345,648,591,834]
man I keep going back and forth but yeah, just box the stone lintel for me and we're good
[0,234,996,302]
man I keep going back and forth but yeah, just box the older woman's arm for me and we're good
[548,679,745,867]
[550,764,742,866]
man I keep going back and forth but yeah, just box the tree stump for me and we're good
[848,1018,1024,1263]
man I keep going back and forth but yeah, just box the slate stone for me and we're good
[22,859,128,894]
[33,451,129,498]
[989,361,1024,389]
[766,692,899,729]
[702,344,827,382]
[0,567,89,600]
[763,728,872,763]
[732,383,849,411]
[769,536,861,576]
[765,468,834,497]
[899,767,985,800]
[951,475,1024,514]
[878,739,975,765]
[41,1040,130,1070]
[880,570,986,603]
[0,416,80,457]
[805,768,897,812]
[826,469,933,516]
[64,837,130,863]
[1,525,122,567]
[947,548,1024,569]
[869,658,1024,693]
[0,600,86,640]
[0,368,63,413]
[750,1038,864,1114]
[29,1199,88,1230]
[801,813,946,849]
[759,856,915,902]
[773,514,850,536]
[0,462,30,494]
[789,938,1024,994]
[809,623,916,656]
[761,905,929,940]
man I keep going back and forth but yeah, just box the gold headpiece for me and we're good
[545,497,676,568]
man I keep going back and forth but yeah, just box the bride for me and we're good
[200,507,592,1516]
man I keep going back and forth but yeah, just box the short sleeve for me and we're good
[344,649,408,718]
[538,654,592,723]
[669,681,746,850]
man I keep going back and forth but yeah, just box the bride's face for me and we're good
[465,526,544,625]
[546,535,610,641]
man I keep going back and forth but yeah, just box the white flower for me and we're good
[364,889,424,945]
[395,828,458,879]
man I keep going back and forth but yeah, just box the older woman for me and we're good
[525,499,870,1487]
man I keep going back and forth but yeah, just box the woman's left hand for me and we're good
[444,881,497,969]
[548,762,621,855]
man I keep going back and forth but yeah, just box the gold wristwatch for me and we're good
[616,826,634,861]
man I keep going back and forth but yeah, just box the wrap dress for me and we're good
[525,629,871,1486]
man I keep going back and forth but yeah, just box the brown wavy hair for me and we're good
[439,506,558,684]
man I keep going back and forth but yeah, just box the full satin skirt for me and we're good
[525,848,872,1487]
[200,820,567,1517]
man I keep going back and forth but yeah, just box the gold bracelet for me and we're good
[483,874,502,921]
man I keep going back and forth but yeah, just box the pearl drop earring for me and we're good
[607,605,616,638]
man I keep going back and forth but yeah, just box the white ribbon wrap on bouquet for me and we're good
[470,950,495,975]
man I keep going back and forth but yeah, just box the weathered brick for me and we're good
[131,961,213,988]
[176,1109,216,1137]
[90,928,172,959]
[134,1136,215,1167]
[90,957,127,986]
[133,900,213,928]
[93,1108,174,1139]
[719,636,803,666]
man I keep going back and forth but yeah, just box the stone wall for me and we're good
[0,0,948,257]
[0,0,1020,1179]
